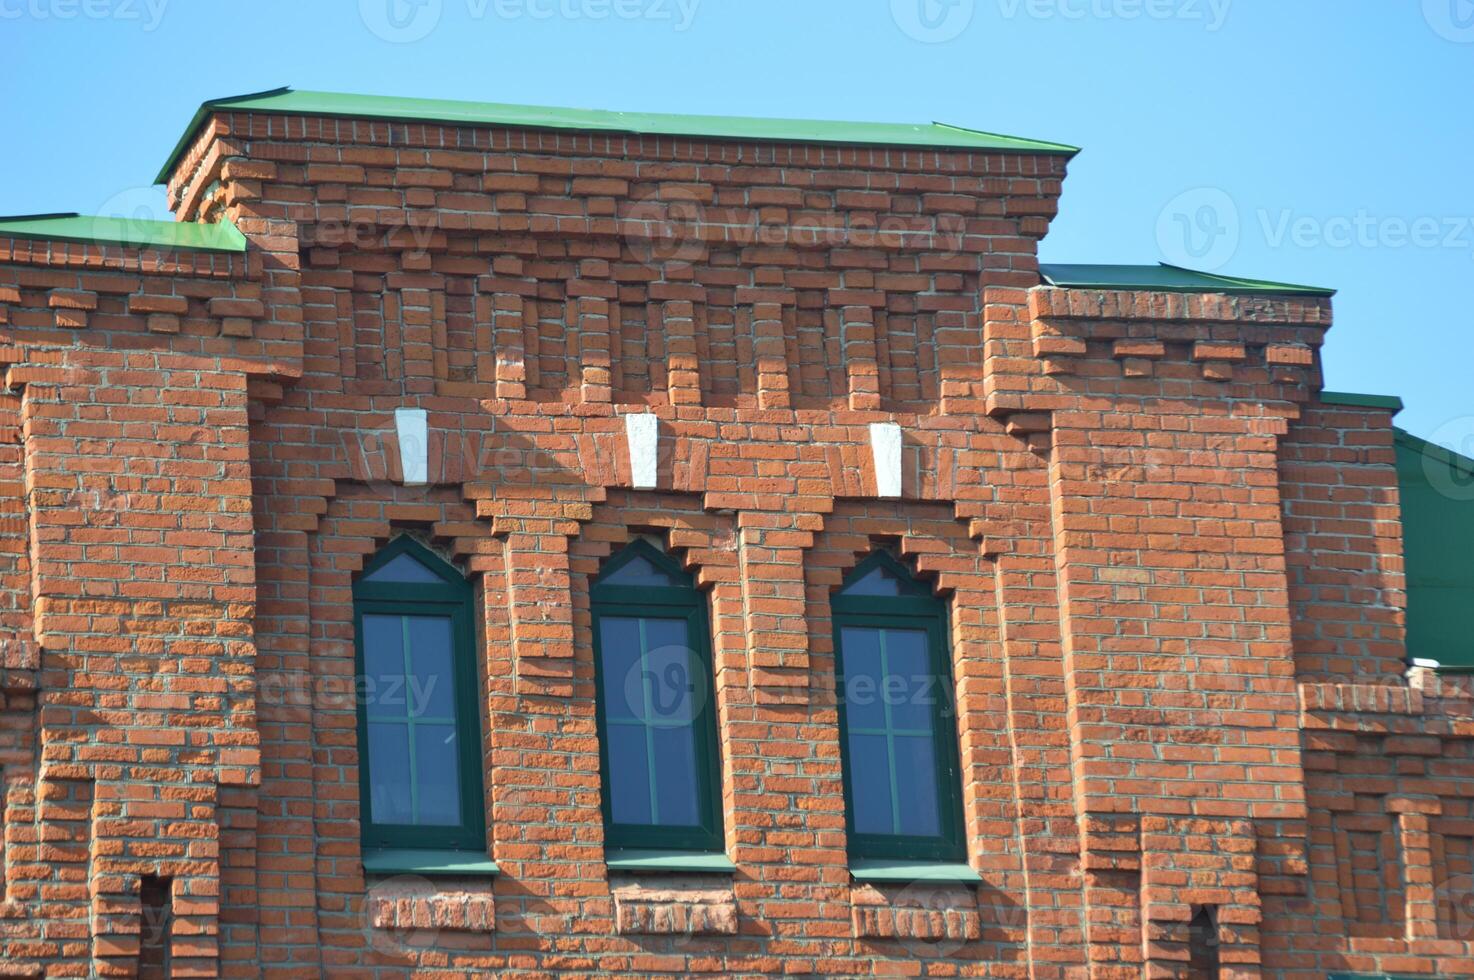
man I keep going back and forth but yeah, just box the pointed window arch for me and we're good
[591,539,724,853]
[353,536,486,855]
[832,551,965,863]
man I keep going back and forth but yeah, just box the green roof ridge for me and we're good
[0,213,247,253]
[1320,391,1404,411]
[1038,262,1335,297]
[156,86,1080,184]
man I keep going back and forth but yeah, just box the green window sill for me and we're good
[849,859,981,884]
[605,848,736,873]
[362,848,500,877]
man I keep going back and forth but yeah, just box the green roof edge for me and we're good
[1396,426,1474,476]
[1321,391,1405,412]
[155,86,1080,185]
[0,212,247,254]
[1038,262,1336,297]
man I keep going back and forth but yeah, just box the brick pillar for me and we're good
[748,296,793,410]
[658,294,703,407]
[479,263,535,399]
[20,354,260,979]
[487,499,593,697]
[734,510,824,705]
[839,305,880,410]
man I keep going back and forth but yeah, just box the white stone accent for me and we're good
[626,413,659,489]
[870,422,903,498]
[395,408,429,486]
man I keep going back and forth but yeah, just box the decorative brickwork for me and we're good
[0,98,1463,979]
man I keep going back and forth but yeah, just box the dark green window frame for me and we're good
[832,551,966,864]
[590,539,725,854]
[353,536,486,854]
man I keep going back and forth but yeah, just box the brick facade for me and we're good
[0,98,1464,978]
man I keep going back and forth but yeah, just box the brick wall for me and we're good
[0,105,1465,978]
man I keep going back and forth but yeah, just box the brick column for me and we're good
[487,499,593,697]
[735,510,824,705]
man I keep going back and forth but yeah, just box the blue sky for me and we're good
[3,0,1471,449]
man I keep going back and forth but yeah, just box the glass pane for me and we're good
[363,551,444,584]
[406,616,455,719]
[651,725,701,827]
[367,721,412,824]
[363,615,407,719]
[607,725,653,825]
[893,736,943,837]
[848,732,894,835]
[838,626,886,730]
[599,617,644,720]
[883,628,937,733]
[602,552,683,587]
[840,563,906,597]
[414,723,463,826]
[642,618,698,724]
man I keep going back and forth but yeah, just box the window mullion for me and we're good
[637,616,661,826]
[876,627,905,838]
[400,615,420,826]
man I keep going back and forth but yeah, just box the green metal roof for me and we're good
[0,212,247,253]
[1320,391,1404,411]
[1396,427,1474,669]
[156,86,1080,184]
[1039,262,1336,297]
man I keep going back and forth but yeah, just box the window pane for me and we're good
[893,735,942,837]
[848,732,894,835]
[414,723,463,826]
[882,628,937,733]
[406,616,455,719]
[839,626,886,730]
[606,724,653,825]
[598,617,644,720]
[651,725,701,827]
[642,618,698,724]
[363,614,406,718]
[363,551,444,584]
[602,552,683,587]
[367,721,412,824]
[840,563,906,597]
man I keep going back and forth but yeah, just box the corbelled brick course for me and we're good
[0,99,1462,979]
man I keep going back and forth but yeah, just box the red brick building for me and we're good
[0,87,1468,979]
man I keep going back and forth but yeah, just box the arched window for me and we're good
[353,537,485,856]
[833,551,965,863]
[591,539,723,853]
